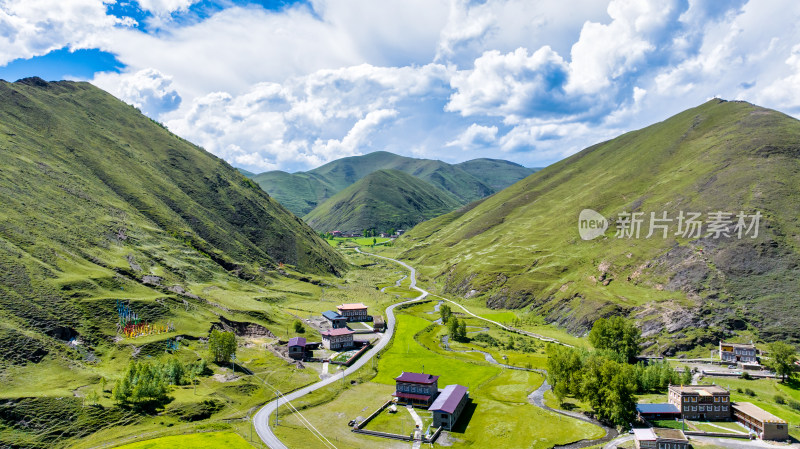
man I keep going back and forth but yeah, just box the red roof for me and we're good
[393,392,432,401]
[429,384,468,414]
[337,303,368,310]
[394,372,439,384]
[321,328,354,337]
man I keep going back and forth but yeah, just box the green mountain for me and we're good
[455,158,541,191]
[399,99,800,351]
[0,77,345,367]
[249,151,535,217]
[303,169,463,233]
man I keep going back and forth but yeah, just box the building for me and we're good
[733,402,789,440]
[393,372,439,407]
[636,403,682,421]
[719,342,758,364]
[322,310,348,329]
[372,315,385,332]
[287,337,307,360]
[633,428,689,449]
[321,328,354,350]
[429,384,469,430]
[337,303,369,322]
[668,384,731,421]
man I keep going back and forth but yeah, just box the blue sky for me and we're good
[1,0,799,172]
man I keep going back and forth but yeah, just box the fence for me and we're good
[351,428,412,441]
[684,431,751,439]
[353,400,392,430]
[424,426,444,443]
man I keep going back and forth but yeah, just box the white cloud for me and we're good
[94,68,181,116]
[0,0,129,65]
[136,0,199,16]
[446,123,499,150]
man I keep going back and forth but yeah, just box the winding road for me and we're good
[253,249,428,448]
[254,248,604,448]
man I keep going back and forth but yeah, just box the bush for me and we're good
[788,400,800,412]
[775,395,786,405]
[740,371,752,380]
[736,387,744,393]
[745,388,756,397]
[293,320,305,334]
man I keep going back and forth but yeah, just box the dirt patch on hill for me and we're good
[212,316,275,338]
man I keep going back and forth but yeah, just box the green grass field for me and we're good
[112,431,254,449]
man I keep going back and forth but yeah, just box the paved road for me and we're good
[253,248,428,449]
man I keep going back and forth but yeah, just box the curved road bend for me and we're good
[253,248,427,448]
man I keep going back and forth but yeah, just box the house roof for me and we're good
[322,311,344,320]
[733,402,787,424]
[653,428,687,441]
[720,341,756,349]
[288,337,306,347]
[669,384,728,395]
[337,303,368,310]
[633,428,657,441]
[321,328,353,337]
[636,403,681,414]
[394,372,439,384]
[428,384,468,414]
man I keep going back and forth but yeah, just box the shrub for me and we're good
[775,395,786,405]
[740,371,752,380]
[745,388,756,397]
[788,400,800,412]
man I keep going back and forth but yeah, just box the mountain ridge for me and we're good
[398,99,800,350]
[303,169,463,233]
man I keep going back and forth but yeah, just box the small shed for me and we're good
[372,315,385,332]
[288,337,307,360]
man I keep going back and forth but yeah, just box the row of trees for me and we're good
[765,341,798,382]
[112,358,209,410]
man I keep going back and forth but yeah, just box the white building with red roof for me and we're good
[336,303,369,322]
[321,327,354,350]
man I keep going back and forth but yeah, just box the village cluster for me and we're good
[633,341,790,448]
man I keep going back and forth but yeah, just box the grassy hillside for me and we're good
[249,151,535,216]
[455,158,540,190]
[0,77,350,448]
[0,76,346,371]
[399,99,800,352]
[303,169,462,233]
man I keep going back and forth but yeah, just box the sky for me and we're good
[1,0,800,173]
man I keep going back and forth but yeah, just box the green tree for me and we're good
[440,304,452,323]
[448,317,460,342]
[112,360,169,409]
[765,341,798,382]
[457,320,467,342]
[372,237,377,246]
[588,316,641,362]
[209,329,237,363]
[681,365,693,385]
[293,320,305,334]
[546,345,584,401]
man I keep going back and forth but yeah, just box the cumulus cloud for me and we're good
[94,68,181,116]
[446,123,499,150]
[0,0,131,65]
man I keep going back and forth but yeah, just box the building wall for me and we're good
[669,390,731,421]
[322,334,353,350]
[339,308,368,321]
[656,441,688,449]
[432,393,469,430]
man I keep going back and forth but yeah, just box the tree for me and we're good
[448,318,460,342]
[372,237,377,246]
[113,360,169,409]
[546,345,584,401]
[440,304,452,323]
[209,329,237,363]
[293,320,305,334]
[765,341,798,382]
[588,316,641,362]
[457,320,467,342]
[681,365,693,385]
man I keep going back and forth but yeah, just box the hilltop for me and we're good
[248,151,536,217]
[399,99,800,352]
[303,169,462,233]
